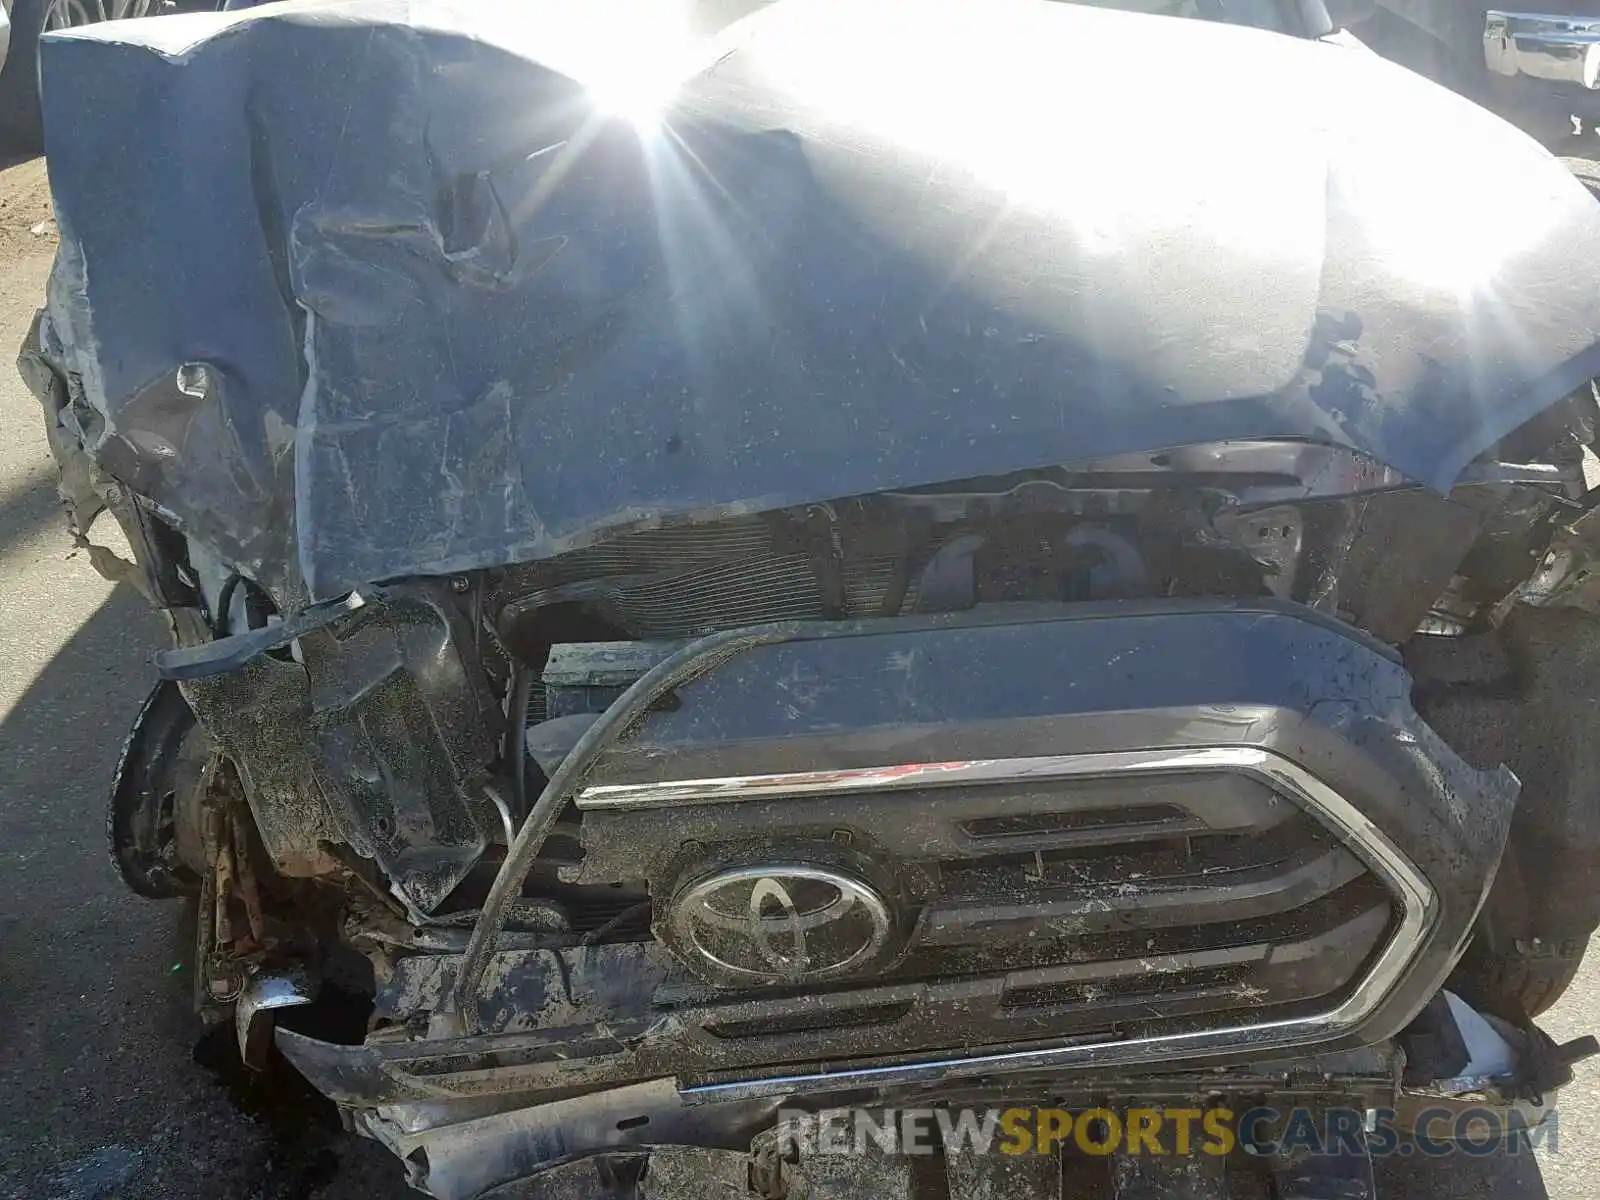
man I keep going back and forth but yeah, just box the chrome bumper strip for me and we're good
[1485,10,1600,89]
[580,747,1289,811]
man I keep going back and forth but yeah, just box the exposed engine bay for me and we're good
[65,431,1600,1198]
[24,0,1600,1195]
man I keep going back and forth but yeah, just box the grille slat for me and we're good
[919,842,1368,949]
[567,761,1398,1061]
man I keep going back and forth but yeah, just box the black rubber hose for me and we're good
[507,667,535,824]
[212,574,243,637]
[450,622,811,1029]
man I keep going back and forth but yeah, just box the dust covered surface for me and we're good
[0,157,55,253]
[33,0,1600,608]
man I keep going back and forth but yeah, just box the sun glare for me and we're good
[496,0,702,128]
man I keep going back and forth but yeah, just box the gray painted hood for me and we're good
[33,0,1600,605]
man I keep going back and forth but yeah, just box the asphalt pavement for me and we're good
[0,152,1595,1199]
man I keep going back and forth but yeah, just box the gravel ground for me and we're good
[0,151,1594,1199]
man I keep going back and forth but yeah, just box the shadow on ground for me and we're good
[0,456,408,1200]
[0,457,67,563]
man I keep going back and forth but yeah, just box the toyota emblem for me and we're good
[665,863,896,985]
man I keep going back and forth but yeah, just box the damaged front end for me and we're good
[22,0,1600,1195]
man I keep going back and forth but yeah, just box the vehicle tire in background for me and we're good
[1460,927,1587,1019]
[1462,933,1587,1019]
[0,0,159,153]
[0,0,47,152]
[1457,840,1590,1019]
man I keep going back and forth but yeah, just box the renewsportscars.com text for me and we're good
[776,1106,1556,1159]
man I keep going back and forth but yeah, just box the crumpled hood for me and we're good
[33,0,1600,605]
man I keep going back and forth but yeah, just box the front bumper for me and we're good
[275,601,1520,1197]
[1484,10,1600,121]
[334,1050,1405,1200]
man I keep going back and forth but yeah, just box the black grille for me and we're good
[574,766,1395,1059]
[358,604,1507,1108]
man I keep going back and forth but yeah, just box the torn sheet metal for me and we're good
[35,0,1600,608]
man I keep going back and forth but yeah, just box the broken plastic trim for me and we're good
[235,970,314,1070]
[153,591,366,680]
[450,620,812,1031]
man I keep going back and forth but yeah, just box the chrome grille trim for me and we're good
[580,747,1297,810]
[600,747,1436,1103]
